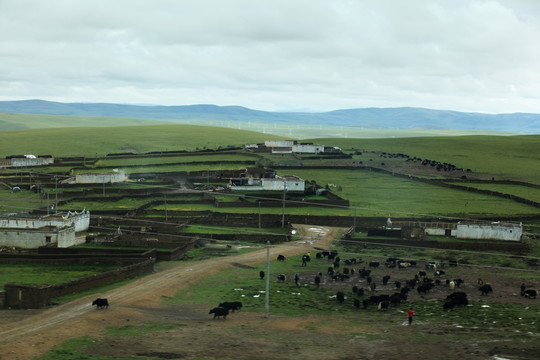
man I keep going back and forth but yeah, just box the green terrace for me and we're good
[94,153,259,167]
[71,162,251,174]
[446,182,540,203]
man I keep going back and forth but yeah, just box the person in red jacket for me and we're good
[408,308,415,325]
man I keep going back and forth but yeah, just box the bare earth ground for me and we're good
[0,225,539,360]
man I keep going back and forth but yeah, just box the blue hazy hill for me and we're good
[0,99,538,133]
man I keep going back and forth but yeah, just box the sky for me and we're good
[1,0,539,114]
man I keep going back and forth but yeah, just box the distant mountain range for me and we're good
[1,99,539,134]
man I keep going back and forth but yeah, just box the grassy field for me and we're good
[314,135,540,184]
[94,153,258,167]
[277,168,539,217]
[0,124,284,157]
[446,182,540,203]
[0,263,120,288]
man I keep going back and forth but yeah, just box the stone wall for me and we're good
[4,258,155,309]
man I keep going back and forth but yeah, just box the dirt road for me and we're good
[0,225,340,360]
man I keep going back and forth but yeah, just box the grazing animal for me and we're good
[449,280,456,290]
[369,282,377,291]
[378,300,390,311]
[479,284,493,296]
[418,271,427,277]
[352,285,359,294]
[259,270,265,280]
[382,275,391,285]
[357,288,365,297]
[445,291,468,309]
[369,261,380,268]
[417,283,434,295]
[277,254,286,261]
[336,291,345,303]
[92,298,109,309]
[394,280,402,289]
[277,274,286,282]
[522,289,538,299]
[353,298,360,308]
[362,299,370,309]
[219,301,243,312]
[209,307,229,319]
[315,275,321,287]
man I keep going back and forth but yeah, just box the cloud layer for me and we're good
[1,0,539,113]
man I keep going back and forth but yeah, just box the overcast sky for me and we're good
[1,0,539,113]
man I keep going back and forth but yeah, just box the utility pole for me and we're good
[281,180,286,228]
[265,240,270,318]
[47,191,50,215]
[165,193,168,221]
[54,175,58,212]
[258,201,261,229]
[353,207,357,234]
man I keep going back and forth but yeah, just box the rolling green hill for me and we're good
[316,136,540,183]
[0,125,285,157]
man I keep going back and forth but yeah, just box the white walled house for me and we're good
[0,225,78,249]
[0,211,90,232]
[264,140,295,148]
[229,175,305,192]
[63,170,127,184]
[292,144,325,154]
[456,222,522,241]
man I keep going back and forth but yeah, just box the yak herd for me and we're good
[208,250,538,319]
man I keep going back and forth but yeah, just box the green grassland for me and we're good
[94,153,258,167]
[0,124,284,157]
[0,263,120,288]
[446,182,540,203]
[0,113,172,130]
[315,135,540,184]
[278,168,539,217]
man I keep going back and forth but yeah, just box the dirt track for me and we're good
[0,225,339,360]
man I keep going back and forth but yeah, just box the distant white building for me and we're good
[456,222,522,241]
[0,211,90,232]
[292,144,324,154]
[0,225,78,249]
[63,170,127,184]
[229,175,305,192]
[0,156,54,168]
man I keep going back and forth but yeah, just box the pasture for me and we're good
[34,238,540,360]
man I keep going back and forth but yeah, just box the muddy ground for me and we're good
[0,225,539,360]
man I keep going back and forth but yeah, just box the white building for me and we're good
[63,170,127,184]
[0,211,90,232]
[229,175,305,192]
[0,156,54,168]
[292,144,325,154]
[0,225,78,249]
[456,222,522,242]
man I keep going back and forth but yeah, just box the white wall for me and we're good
[456,223,522,241]
[0,212,90,232]
[265,140,295,148]
[10,158,54,167]
[292,144,324,154]
[75,171,127,184]
[0,226,75,249]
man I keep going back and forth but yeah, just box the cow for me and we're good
[209,307,229,319]
[417,283,434,295]
[219,301,242,312]
[277,274,286,282]
[382,275,391,285]
[336,291,345,303]
[394,280,402,289]
[277,254,286,261]
[353,298,360,308]
[479,284,493,296]
[447,292,468,306]
[314,275,321,287]
[369,261,380,268]
[522,289,538,299]
[92,298,109,309]
[259,270,265,280]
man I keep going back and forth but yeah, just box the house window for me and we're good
[45,236,52,244]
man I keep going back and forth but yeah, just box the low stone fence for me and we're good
[4,258,155,309]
